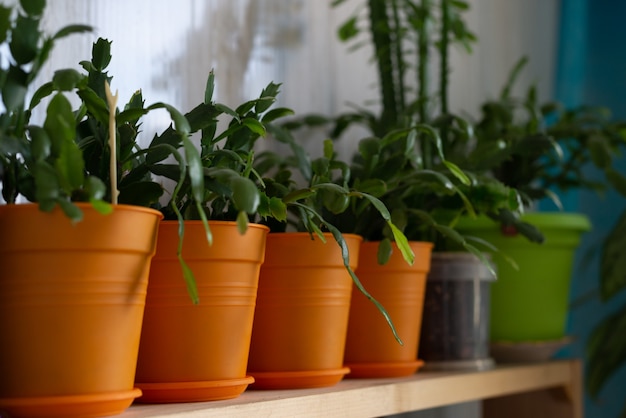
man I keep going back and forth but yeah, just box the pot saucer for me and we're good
[346,360,424,378]
[490,336,574,363]
[422,358,496,372]
[249,367,350,389]
[0,388,140,418]
[135,376,254,403]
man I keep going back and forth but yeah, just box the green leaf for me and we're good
[178,254,200,304]
[377,238,393,265]
[388,223,414,265]
[338,16,359,41]
[116,108,148,124]
[55,140,85,192]
[204,70,215,104]
[282,188,315,203]
[33,161,59,203]
[353,191,392,221]
[450,1,470,11]
[586,305,626,398]
[500,56,528,100]
[77,88,109,125]
[2,65,28,110]
[27,126,51,161]
[10,15,39,64]
[235,100,256,116]
[268,196,287,221]
[242,118,267,136]
[52,23,92,40]
[352,191,414,265]
[20,0,46,16]
[52,69,82,91]
[262,107,294,123]
[0,134,27,156]
[606,168,626,197]
[321,189,350,214]
[601,210,626,300]
[323,139,334,160]
[0,6,12,44]
[256,82,281,113]
[148,102,191,135]
[312,157,330,176]
[56,198,83,222]
[443,160,471,185]
[44,93,76,155]
[355,178,386,196]
[230,176,260,214]
[89,197,113,215]
[236,210,249,234]
[118,181,163,206]
[84,176,107,200]
[91,37,112,71]
[358,137,381,159]
[215,103,240,121]
[28,81,54,110]
[415,169,455,190]
[588,135,612,169]
[182,136,205,203]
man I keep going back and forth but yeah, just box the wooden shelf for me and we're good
[122,360,582,418]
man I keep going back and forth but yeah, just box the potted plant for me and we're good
[134,74,277,402]
[241,120,426,388]
[0,4,202,417]
[284,0,536,374]
[333,0,618,363]
[132,68,415,394]
[453,57,626,353]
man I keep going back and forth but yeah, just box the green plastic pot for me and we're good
[456,212,591,343]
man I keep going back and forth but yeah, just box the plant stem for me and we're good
[104,81,119,204]
[438,0,451,164]
[417,0,430,123]
[368,0,398,135]
[418,0,433,169]
[390,0,406,117]
[440,0,450,117]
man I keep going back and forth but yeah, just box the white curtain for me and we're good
[34,0,558,145]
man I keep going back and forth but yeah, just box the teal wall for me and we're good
[555,1,626,417]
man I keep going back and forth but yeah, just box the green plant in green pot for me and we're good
[453,59,626,353]
[0,3,204,417]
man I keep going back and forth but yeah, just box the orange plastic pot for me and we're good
[344,241,433,378]
[247,233,362,389]
[135,221,268,403]
[0,203,162,418]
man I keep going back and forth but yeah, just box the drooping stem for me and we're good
[104,81,119,204]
